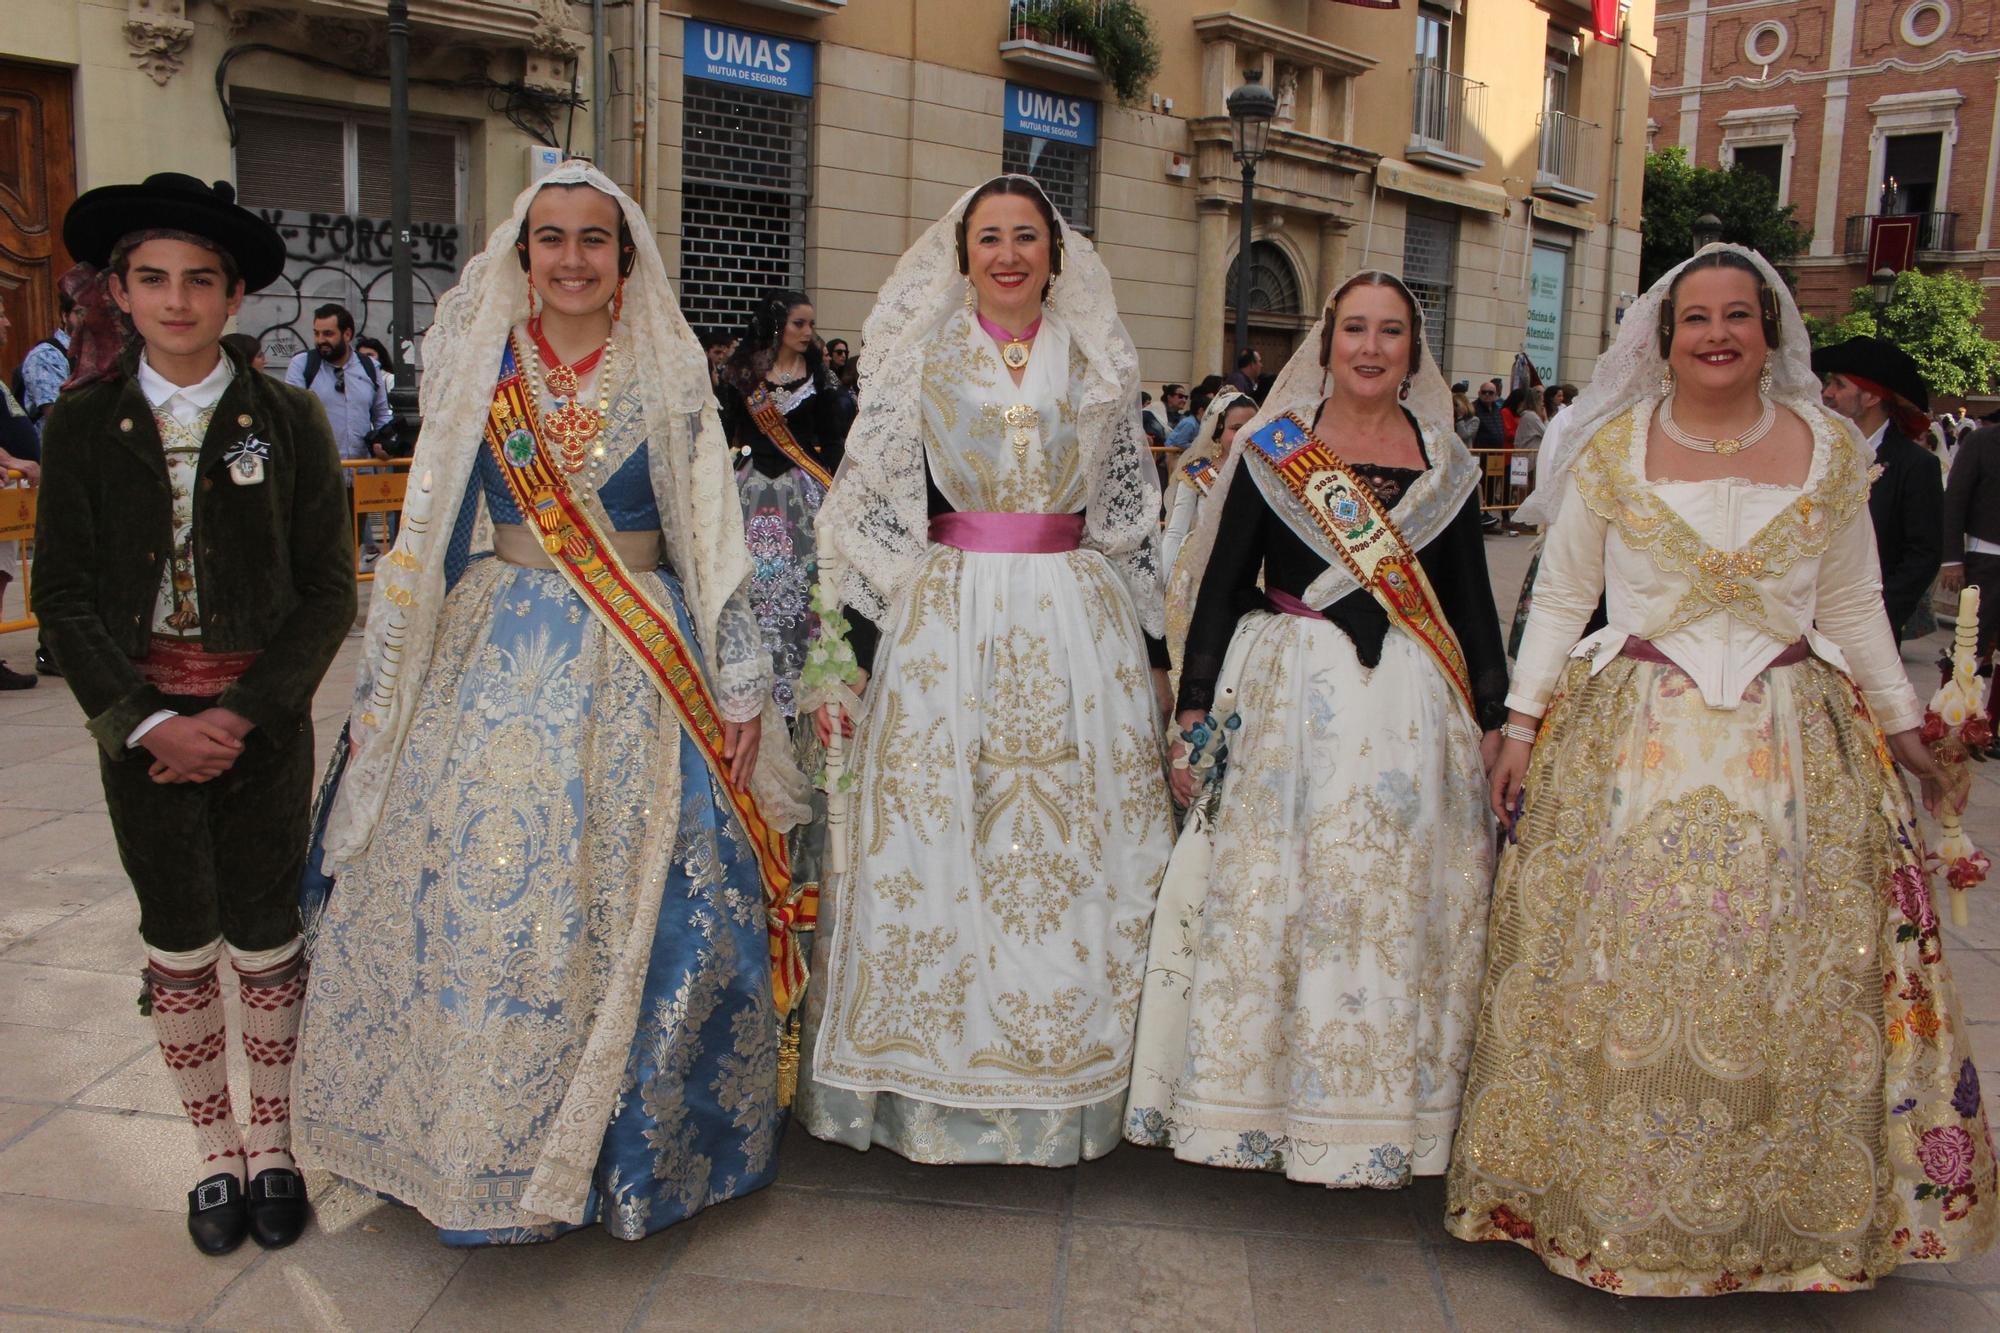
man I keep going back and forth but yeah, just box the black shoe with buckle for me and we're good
[186,1172,249,1256]
[246,1167,309,1248]
[34,647,59,677]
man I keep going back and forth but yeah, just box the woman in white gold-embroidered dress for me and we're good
[1447,246,1996,1293]
[796,175,1174,1165]
[1124,273,1507,1187]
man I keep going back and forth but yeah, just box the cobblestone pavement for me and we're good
[3,535,1999,1330]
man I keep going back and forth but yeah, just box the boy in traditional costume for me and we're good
[33,173,356,1254]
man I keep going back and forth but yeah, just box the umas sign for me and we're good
[685,20,815,95]
[1005,84,1098,146]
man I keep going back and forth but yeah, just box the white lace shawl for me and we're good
[1167,270,1470,659]
[816,176,1164,639]
[322,161,808,865]
[1516,243,1826,527]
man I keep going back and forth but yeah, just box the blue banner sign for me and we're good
[684,20,814,96]
[1005,83,1098,146]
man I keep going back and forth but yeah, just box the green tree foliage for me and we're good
[1807,268,2000,397]
[1640,147,1812,289]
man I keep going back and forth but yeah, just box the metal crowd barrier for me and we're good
[0,472,33,634]
[346,456,413,583]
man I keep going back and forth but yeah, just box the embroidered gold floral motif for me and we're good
[1447,654,1998,1294]
[1572,407,1869,639]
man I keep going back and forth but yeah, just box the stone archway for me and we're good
[1222,239,1311,376]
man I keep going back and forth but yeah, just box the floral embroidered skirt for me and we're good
[798,541,1174,1165]
[737,463,825,721]
[1446,654,1998,1294]
[296,557,781,1243]
[1124,612,1493,1185]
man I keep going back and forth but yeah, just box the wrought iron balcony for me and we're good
[1534,110,1601,204]
[1407,64,1487,173]
[1000,1,1107,80]
[1843,212,1960,255]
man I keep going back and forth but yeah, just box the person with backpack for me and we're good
[286,303,393,557]
[12,285,82,429]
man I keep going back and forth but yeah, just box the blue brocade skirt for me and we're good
[295,555,781,1244]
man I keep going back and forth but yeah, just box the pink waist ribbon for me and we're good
[929,511,1085,554]
[1264,588,1327,620]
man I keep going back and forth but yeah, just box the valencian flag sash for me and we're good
[1182,453,1219,493]
[745,384,835,488]
[485,339,813,1014]
[1246,413,1477,718]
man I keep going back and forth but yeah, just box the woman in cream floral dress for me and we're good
[1449,245,1995,1293]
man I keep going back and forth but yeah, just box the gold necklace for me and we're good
[526,319,612,474]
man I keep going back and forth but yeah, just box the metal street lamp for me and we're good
[1871,266,1898,313]
[1227,68,1277,363]
[1691,212,1723,251]
[386,0,420,437]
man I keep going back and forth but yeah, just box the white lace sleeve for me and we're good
[1085,401,1166,638]
[712,584,770,723]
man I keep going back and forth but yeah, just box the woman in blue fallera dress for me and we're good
[293,163,809,1244]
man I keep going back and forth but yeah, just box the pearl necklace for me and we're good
[1659,392,1776,457]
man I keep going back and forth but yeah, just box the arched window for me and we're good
[1224,241,1303,316]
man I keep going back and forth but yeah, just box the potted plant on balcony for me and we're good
[1081,0,1161,105]
[1020,1,1058,45]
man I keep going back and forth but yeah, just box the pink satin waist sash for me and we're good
[929,511,1084,554]
[1265,589,1327,620]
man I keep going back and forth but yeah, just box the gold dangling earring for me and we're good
[965,279,976,314]
[526,280,538,323]
[1758,362,1774,396]
[612,275,626,325]
[1660,364,1675,396]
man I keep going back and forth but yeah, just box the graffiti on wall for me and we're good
[237,208,465,370]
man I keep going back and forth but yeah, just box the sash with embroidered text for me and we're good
[1246,413,1476,718]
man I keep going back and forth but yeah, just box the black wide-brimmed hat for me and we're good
[63,173,287,293]
[1812,336,1930,413]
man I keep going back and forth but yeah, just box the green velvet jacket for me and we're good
[32,346,357,757]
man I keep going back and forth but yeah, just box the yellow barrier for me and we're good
[1472,447,1537,519]
[345,457,413,583]
[0,477,34,634]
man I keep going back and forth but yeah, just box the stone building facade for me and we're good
[1650,0,2000,339]
[4,1,1652,396]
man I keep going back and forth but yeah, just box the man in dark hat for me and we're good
[1815,336,1942,643]
[32,173,354,1256]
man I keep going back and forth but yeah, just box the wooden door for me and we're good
[0,59,76,386]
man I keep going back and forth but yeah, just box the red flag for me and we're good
[1592,0,1623,43]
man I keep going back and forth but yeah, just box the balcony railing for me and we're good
[1002,1,1108,70]
[1843,212,1960,255]
[1534,110,1601,204]
[1407,64,1487,172]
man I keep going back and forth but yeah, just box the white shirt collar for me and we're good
[138,351,235,426]
[1861,419,1888,462]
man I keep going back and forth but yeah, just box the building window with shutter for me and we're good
[1402,206,1457,370]
[1002,84,1098,234]
[679,78,812,336]
[232,101,467,365]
